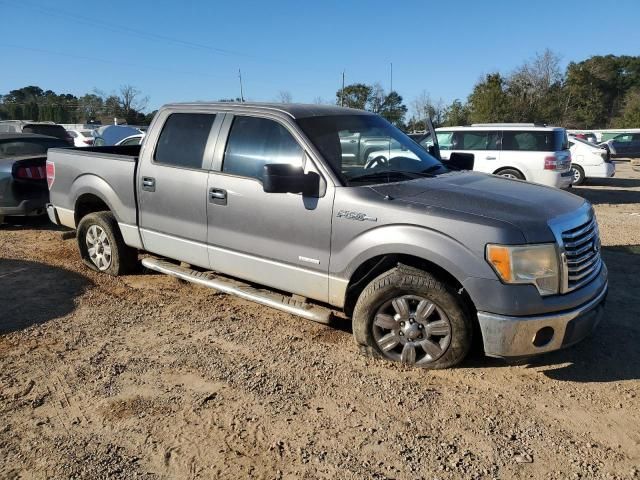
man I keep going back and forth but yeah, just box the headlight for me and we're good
[486,244,559,296]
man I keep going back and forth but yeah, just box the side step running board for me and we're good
[141,257,334,325]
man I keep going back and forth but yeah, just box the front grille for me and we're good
[561,216,602,292]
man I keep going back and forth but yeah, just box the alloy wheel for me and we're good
[372,295,452,366]
[86,225,112,271]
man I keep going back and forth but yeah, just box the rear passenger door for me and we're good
[138,111,222,268]
[205,114,334,303]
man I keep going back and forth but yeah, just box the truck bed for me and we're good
[47,145,142,228]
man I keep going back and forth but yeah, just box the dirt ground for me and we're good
[1,162,639,480]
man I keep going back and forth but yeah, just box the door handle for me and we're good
[485,156,496,160]
[209,188,227,205]
[142,176,155,192]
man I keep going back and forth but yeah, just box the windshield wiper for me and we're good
[348,170,434,183]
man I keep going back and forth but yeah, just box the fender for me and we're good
[328,224,502,307]
[71,173,137,226]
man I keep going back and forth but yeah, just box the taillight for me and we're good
[46,161,55,190]
[14,165,46,180]
[83,139,93,145]
[544,155,559,170]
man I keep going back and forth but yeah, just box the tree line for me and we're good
[2,51,639,130]
[337,51,640,131]
[0,85,154,125]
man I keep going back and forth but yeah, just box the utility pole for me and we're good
[238,68,245,102]
[390,62,393,93]
[341,70,345,107]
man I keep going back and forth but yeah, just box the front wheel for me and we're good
[352,265,473,369]
[77,211,138,276]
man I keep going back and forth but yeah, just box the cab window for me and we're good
[223,116,303,181]
[154,113,216,169]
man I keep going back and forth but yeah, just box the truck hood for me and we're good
[370,171,587,243]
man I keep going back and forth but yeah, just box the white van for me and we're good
[568,136,615,185]
[419,124,573,189]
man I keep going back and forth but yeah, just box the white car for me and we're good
[569,136,615,185]
[414,124,573,189]
[66,129,95,147]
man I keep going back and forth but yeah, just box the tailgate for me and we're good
[47,147,139,227]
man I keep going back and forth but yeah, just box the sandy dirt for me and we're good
[1,162,639,479]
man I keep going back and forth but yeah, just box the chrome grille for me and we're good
[561,216,602,292]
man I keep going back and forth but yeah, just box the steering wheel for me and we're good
[364,155,389,169]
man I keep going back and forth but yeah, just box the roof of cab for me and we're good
[161,102,372,119]
[436,124,564,132]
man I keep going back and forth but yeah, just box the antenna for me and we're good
[238,68,245,102]
[341,70,345,107]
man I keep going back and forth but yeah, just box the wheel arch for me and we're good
[492,166,526,179]
[74,193,112,226]
[342,253,477,320]
[69,173,136,227]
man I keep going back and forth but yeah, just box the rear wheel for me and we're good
[495,168,525,180]
[571,165,586,185]
[352,265,472,369]
[77,211,138,276]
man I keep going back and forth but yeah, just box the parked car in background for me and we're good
[92,125,143,146]
[599,132,640,158]
[0,133,69,222]
[67,129,95,147]
[46,102,607,369]
[115,133,145,146]
[414,124,573,188]
[339,131,401,166]
[570,132,598,144]
[568,137,615,185]
[0,120,74,146]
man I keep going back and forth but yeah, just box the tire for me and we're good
[571,165,586,186]
[352,264,473,369]
[77,211,138,276]
[495,168,525,180]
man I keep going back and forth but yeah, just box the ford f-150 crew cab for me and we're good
[46,103,608,369]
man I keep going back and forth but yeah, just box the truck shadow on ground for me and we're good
[0,258,91,334]
[478,246,640,382]
[572,178,640,205]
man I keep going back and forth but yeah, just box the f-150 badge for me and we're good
[336,210,377,222]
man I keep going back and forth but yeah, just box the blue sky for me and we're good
[2,0,639,114]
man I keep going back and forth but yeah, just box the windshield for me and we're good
[0,138,68,158]
[296,114,446,185]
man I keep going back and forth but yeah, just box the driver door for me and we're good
[206,114,334,303]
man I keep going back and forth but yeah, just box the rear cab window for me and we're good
[154,113,216,169]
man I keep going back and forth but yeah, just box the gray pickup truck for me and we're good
[46,102,608,369]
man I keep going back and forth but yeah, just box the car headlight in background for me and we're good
[486,244,559,296]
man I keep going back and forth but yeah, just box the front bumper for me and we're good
[477,282,607,358]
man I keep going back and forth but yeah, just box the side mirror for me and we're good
[446,152,474,170]
[263,164,320,196]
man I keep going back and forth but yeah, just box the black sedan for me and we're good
[0,133,69,222]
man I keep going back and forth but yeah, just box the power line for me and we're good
[0,0,256,60]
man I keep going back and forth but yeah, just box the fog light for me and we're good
[533,327,554,347]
